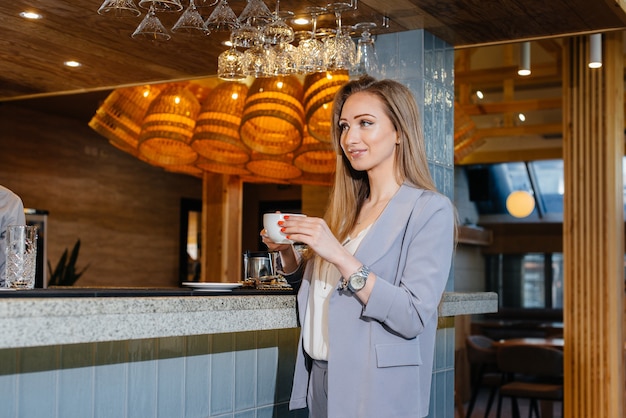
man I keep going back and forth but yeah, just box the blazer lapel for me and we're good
[354,184,423,267]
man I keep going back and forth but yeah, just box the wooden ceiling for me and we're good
[2,0,626,163]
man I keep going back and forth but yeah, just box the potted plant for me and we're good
[47,239,89,287]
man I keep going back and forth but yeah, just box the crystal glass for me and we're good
[138,0,183,12]
[205,0,239,32]
[3,225,38,289]
[296,6,326,74]
[97,0,141,17]
[274,42,298,75]
[230,24,263,48]
[263,10,295,45]
[323,3,356,71]
[171,0,209,35]
[354,22,378,75]
[243,43,277,77]
[217,47,246,80]
[238,0,273,27]
[132,5,171,41]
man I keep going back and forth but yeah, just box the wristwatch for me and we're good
[343,265,370,292]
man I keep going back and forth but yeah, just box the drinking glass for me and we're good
[132,4,171,41]
[323,3,356,71]
[237,0,273,27]
[354,22,378,75]
[97,0,141,17]
[296,6,327,74]
[217,47,246,80]
[4,225,38,289]
[274,42,298,75]
[171,0,209,35]
[205,0,239,32]
[243,43,277,77]
[138,0,183,12]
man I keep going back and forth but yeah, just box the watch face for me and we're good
[350,275,366,291]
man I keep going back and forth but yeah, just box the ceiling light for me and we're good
[64,61,82,68]
[476,90,484,100]
[518,113,526,122]
[506,190,535,218]
[293,17,309,25]
[518,42,531,76]
[588,33,602,69]
[19,11,43,20]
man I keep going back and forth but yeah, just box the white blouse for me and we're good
[302,225,372,361]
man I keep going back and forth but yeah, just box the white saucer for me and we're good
[182,282,243,292]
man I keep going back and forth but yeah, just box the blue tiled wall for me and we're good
[375,29,456,418]
[0,29,455,418]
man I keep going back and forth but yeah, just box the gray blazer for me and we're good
[287,183,455,418]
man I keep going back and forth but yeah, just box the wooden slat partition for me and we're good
[202,173,243,282]
[562,33,625,418]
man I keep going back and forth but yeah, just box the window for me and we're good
[486,253,563,310]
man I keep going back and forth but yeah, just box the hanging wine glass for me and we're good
[296,6,327,74]
[171,0,209,35]
[138,0,183,13]
[237,0,273,27]
[323,3,356,71]
[218,47,246,80]
[205,0,238,32]
[243,42,277,78]
[263,1,294,45]
[353,22,378,75]
[131,4,171,41]
[97,0,141,17]
[230,23,263,48]
[274,42,298,75]
[231,0,271,48]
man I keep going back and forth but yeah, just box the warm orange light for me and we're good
[506,191,535,218]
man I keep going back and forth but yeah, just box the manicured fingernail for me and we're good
[280,227,286,232]
[277,220,284,226]
[283,215,290,220]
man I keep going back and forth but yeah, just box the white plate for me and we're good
[182,282,243,292]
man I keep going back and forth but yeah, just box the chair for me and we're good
[496,344,564,418]
[465,335,502,418]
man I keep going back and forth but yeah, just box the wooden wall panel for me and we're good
[0,105,202,287]
[562,33,625,418]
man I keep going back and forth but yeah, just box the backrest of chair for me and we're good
[466,335,497,365]
[496,344,563,378]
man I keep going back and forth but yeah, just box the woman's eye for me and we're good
[360,120,373,127]
[338,122,349,131]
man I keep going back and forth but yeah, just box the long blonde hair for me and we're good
[324,76,437,243]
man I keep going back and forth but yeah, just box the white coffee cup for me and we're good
[263,213,305,244]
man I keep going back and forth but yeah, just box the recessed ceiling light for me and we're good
[293,17,309,25]
[19,11,43,20]
[64,61,82,68]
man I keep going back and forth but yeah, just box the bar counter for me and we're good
[0,288,497,349]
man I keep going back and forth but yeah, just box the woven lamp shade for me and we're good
[239,76,304,155]
[88,84,163,155]
[196,160,251,176]
[245,151,302,180]
[293,132,336,174]
[303,70,349,143]
[138,83,200,166]
[191,82,250,164]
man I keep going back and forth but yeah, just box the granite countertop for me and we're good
[0,289,497,349]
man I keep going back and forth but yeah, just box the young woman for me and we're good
[262,76,456,418]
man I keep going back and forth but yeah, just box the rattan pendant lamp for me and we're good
[138,83,201,166]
